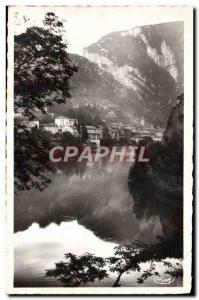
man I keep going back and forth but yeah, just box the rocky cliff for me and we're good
[77,21,184,127]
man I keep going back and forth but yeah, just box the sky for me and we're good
[11,6,185,55]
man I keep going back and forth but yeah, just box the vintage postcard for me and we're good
[6,5,193,295]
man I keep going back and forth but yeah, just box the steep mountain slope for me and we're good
[69,54,127,101]
[69,53,137,124]
[80,21,183,127]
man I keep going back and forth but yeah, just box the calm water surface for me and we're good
[14,163,180,287]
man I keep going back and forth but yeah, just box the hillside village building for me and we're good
[17,112,163,143]
[17,116,40,131]
[55,116,77,128]
[62,126,78,137]
[42,116,79,136]
[23,119,39,129]
[43,123,59,134]
[86,126,102,146]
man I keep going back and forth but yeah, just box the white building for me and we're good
[62,125,78,137]
[19,117,39,130]
[152,132,163,142]
[43,123,59,134]
[86,126,102,146]
[55,116,77,128]
[130,134,152,143]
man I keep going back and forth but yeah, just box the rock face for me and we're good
[163,94,184,146]
[70,54,127,103]
[70,21,183,127]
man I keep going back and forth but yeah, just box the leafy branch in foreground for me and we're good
[14,12,77,116]
[46,253,108,287]
[45,233,183,287]
[14,12,77,192]
[14,126,54,192]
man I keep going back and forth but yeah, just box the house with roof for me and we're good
[86,126,102,146]
[43,123,59,134]
[16,115,40,131]
[130,133,152,143]
[61,125,78,137]
[55,116,77,128]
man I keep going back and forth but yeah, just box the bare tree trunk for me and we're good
[113,272,123,287]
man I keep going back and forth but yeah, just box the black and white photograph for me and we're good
[6,5,193,295]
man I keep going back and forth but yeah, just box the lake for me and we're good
[14,163,181,287]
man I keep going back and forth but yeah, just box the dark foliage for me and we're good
[14,126,54,192]
[46,233,183,287]
[46,252,108,286]
[128,96,183,235]
[14,12,77,191]
[14,12,77,116]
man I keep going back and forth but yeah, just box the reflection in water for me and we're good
[15,163,162,243]
[14,163,165,287]
[14,221,117,287]
[14,221,181,287]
